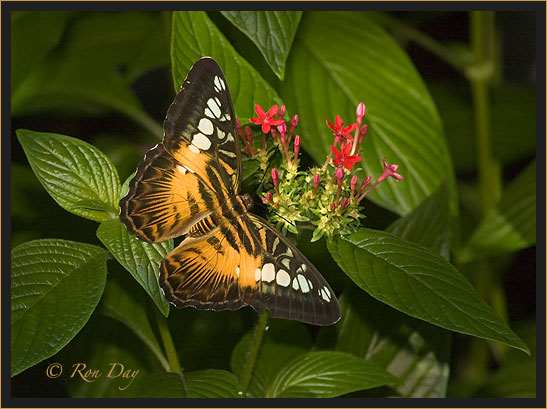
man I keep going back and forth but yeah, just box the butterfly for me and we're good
[119,57,340,326]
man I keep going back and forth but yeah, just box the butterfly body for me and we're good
[120,57,340,326]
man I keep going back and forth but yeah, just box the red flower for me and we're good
[250,104,285,133]
[330,143,361,170]
[326,115,357,143]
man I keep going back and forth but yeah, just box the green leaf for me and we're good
[100,273,169,370]
[387,183,453,259]
[185,369,241,398]
[132,372,186,397]
[328,228,530,354]
[171,11,283,120]
[12,59,162,138]
[96,218,171,316]
[430,81,536,172]
[266,351,398,398]
[17,129,121,222]
[11,239,108,376]
[280,11,455,216]
[220,11,302,80]
[61,12,169,83]
[335,288,451,398]
[230,320,310,397]
[458,160,536,262]
[11,11,73,95]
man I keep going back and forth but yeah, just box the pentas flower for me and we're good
[326,115,357,144]
[331,144,361,170]
[250,104,285,133]
[240,101,403,241]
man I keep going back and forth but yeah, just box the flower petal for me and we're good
[250,117,262,125]
[330,145,342,157]
[335,115,343,129]
[266,105,279,118]
[255,104,266,118]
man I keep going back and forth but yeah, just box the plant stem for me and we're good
[240,310,270,397]
[466,11,507,380]
[154,307,182,374]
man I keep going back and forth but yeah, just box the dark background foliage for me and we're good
[10,10,537,399]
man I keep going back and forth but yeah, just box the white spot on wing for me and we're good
[184,166,195,173]
[226,133,234,142]
[198,118,214,135]
[292,278,299,291]
[192,133,212,150]
[219,149,236,158]
[207,98,221,118]
[276,270,290,287]
[217,129,225,139]
[214,75,226,91]
[176,165,187,175]
[255,268,261,282]
[189,145,200,154]
[262,263,275,283]
[320,287,331,301]
[235,266,240,278]
[297,274,310,293]
[281,258,291,270]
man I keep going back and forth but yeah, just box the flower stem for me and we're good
[154,307,182,374]
[240,310,270,397]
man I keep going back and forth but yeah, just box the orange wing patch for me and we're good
[120,144,220,243]
[159,221,262,311]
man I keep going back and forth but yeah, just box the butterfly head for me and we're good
[240,193,253,211]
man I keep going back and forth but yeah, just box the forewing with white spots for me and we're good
[163,57,241,193]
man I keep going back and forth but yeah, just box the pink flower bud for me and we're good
[245,126,252,142]
[356,102,366,124]
[313,174,321,189]
[289,114,299,136]
[262,191,273,204]
[351,175,358,193]
[279,105,286,119]
[340,197,350,211]
[330,202,337,211]
[336,167,344,186]
[271,168,279,187]
[359,176,372,193]
[277,122,287,135]
[294,135,301,158]
[236,119,244,138]
[359,124,368,144]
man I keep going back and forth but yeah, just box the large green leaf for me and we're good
[171,11,283,121]
[100,273,169,370]
[458,160,536,262]
[280,11,454,216]
[230,320,310,397]
[266,351,398,398]
[220,11,302,80]
[96,218,171,316]
[185,369,241,398]
[17,129,121,222]
[11,239,108,376]
[328,228,529,354]
[11,11,73,95]
[132,372,186,397]
[334,289,451,398]
[387,183,453,259]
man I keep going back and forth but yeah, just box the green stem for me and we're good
[154,308,182,374]
[466,11,507,379]
[240,310,270,397]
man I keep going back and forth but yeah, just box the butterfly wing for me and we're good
[159,212,341,326]
[163,57,241,193]
[120,58,239,242]
[159,216,262,311]
[242,214,341,326]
